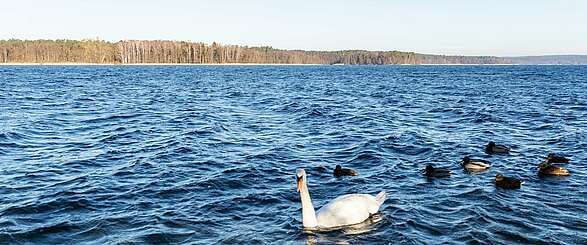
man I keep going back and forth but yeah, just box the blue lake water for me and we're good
[0,65,586,244]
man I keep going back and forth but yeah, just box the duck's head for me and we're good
[296,169,307,192]
[495,174,504,181]
[335,165,342,171]
[425,164,434,174]
[485,142,496,152]
[462,156,471,164]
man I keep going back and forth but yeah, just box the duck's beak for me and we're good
[296,176,302,192]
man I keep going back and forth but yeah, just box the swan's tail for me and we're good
[375,191,386,206]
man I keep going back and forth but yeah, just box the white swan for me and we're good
[296,169,386,229]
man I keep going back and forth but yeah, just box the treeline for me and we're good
[0,39,511,64]
[416,54,510,64]
[0,39,118,63]
[509,55,587,64]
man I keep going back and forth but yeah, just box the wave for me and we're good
[1,65,586,244]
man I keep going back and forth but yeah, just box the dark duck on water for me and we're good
[538,161,570,176]
[495,174,524,189]
[424,164,451,178]
[485,141,510,154]
[546,153,570,164]
[333,165,359,177]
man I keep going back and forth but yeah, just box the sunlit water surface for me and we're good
[1,65,586,244]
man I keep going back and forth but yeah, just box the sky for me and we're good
[1,0,586,56]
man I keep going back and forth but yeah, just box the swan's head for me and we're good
[296,169,307,192]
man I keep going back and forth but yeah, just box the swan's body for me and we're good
[315,193,383,228]
[296,169,385,229]
[461,156,490,172]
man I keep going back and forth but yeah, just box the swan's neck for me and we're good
[299,182,318,228]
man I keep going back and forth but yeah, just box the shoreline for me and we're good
[0,63,581,66]
[0,63,323,66]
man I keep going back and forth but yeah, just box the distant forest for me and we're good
[508,55,587,65]
[0,39,510,64]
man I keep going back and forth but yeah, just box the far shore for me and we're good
[0,63,577,66]
[0,63,323,66]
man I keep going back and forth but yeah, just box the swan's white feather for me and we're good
[315,194,381,228]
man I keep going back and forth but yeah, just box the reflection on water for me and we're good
[305,213,386,244]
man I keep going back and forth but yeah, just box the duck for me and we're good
[538,161,570,176]
[546,153,570,164]
[333,165,359,177]
[461,156,490,172]
[296,169,386,229]
[424,164,451,177]
[495,174,523,189]
[485,141,510,154]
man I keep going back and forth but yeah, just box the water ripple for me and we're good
[0,65,586,244]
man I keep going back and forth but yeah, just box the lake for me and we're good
[1,65,586,244]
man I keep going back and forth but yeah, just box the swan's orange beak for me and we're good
[296,176,302,192]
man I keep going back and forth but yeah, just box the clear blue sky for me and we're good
[1,0,585,56]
